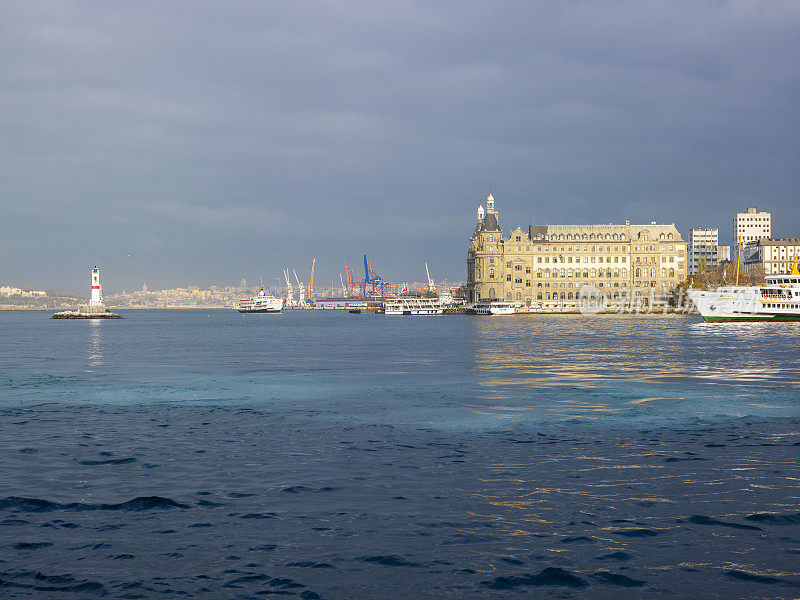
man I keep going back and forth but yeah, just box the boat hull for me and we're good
[702,314,800,322]
[689,289,800,322]
[237,308,282,313]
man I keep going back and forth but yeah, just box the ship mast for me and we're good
[735,238,742,286]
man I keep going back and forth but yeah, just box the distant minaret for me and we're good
[477,204,485,222]
[90,266,103,306]
[142,282,148,293]
[486,193,495,213]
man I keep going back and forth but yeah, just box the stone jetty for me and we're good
[52,306,121,319]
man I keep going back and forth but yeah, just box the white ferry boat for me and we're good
[468,299,516,315]
[238,279,283,313]
[384,297,443,315]
[688,261,800,322]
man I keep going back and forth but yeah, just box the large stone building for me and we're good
[743,238,800,275]
[466,195,687,307]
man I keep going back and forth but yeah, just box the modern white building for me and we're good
[733,207,771,245]
[688,227,720,274]
[0,285,24,297]
[0,285,46,297]
[718,246,731,262]
[743,238,800,275]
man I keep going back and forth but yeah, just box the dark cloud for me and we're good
[2,1,799,292]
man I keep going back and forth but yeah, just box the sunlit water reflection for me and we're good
[467,315,800,424]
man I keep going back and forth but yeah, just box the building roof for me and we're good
[472,211,501,237]
[751,238,800,245]
[525,222,684,242]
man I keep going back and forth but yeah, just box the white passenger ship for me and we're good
[468,299,516,315]
[238,279,283,313]
[384,297,443,315]
[688,261,800,322]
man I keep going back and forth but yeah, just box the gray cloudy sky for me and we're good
[2,1,799,293]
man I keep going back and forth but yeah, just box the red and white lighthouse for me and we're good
[89,265,103,306]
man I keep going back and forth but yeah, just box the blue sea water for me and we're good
[1,310,799,598]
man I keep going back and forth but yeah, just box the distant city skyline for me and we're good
[2,2,799,293]
[2,198,792,295]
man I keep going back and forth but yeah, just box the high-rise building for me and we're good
[466,194,687,307]
[733,207,771,245]
[718,246,731,262]
[688,227,719,274]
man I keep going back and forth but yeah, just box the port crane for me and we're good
[308,258,316,300]
[363,254,385,297]
[282,269,294,306]
[344,257,364,296]
[293,269,306,306]
[425,262,437,293]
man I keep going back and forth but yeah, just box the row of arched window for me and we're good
[512,291,631,300]
[480,266,677,281]
[535,268,629,278]
[501,289,659,302]
[533,233,627,241]
[634,268,676,278]
[527,232,676,242]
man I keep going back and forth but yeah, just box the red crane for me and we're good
[344,258,364,297]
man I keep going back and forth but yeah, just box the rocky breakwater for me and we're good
[52,304,122,319]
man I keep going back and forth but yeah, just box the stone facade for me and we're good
[743,238,800,275]
[466,195,687,307]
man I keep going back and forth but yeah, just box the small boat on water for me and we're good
[468,299,516,315]
[689,258,800,322]
[384,297,443,315]
[238,278,283,313]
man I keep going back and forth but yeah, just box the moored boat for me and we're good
[688,259,800,322]
[384,297,443,315]
[468,299,516,315]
